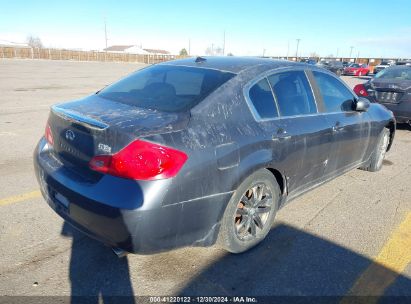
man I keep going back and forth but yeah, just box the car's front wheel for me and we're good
[360,127,390,172]
[218,169,280,253]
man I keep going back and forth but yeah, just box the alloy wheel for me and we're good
[234,183,273,241]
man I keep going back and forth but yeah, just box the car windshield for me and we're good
[98,65,235,112]
[375,67,411,80]
[349,64,360,68]
[380,61,389,65]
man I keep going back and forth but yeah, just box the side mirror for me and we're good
[355,98,370,112]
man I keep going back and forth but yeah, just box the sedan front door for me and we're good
[310,70,371,177]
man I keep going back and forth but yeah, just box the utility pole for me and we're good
[286,40,289,60]
[349,46,354,59]
[222,30,226,56]
[336,48,339,58]
[104,18,108,50]
[188,38,191,56]
[295,38,301,60]
[262,48,266,57]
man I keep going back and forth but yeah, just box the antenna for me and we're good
[195,56,207,63]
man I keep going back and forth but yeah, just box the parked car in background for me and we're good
[343,63,370,76]
[300,58,317,65]
[342,61,352,68]
[395,60,411,66]
[34,57,395,255]
[374,61,394,74]
[316,60,344,76]
[354,65,411,127]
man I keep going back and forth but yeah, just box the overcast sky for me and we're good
[1,0,410,58]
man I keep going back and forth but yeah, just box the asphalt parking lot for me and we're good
[0,59,410,299]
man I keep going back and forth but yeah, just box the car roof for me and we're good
[160,56,303,74]
[385,65,411,70]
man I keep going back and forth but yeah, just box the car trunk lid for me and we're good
[370,79,411,104]
[48,94,190,174]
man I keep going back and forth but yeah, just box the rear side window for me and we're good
[312,71,355,112]
[98,65,235,112]
[248,78,278,119]
[268,71,316,116]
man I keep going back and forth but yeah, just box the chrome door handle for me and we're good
[332,122,344,132]
[272,128,291,141]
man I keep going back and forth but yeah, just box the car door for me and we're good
[267,70,333,195]
[245,76,306,195]
[310,70,371,177]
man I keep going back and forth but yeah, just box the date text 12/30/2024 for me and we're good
[149,297,257,303]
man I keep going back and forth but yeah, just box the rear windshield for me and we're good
[98,65,235,112]
[375,67,411,80]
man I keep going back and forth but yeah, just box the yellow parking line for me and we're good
[0,190,41,207]
[342,212,411,302]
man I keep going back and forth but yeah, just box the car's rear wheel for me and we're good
[359,127,390,172]
[218,169,280,253]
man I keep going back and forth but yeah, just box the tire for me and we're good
[359,128,390,172]
[218,169,280,253]
[336,70,342,77]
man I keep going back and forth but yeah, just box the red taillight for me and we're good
[353,84,369,97]
[89,139,188,180]
[45,122,54,145]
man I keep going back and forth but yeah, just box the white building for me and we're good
[103,45,149,55]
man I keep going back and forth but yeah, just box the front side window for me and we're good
[268,71,317,116]
[98,65,235,112]
[312,71,355,112]
[248,78,278,119]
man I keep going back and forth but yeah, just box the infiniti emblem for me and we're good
[65,129,76,141]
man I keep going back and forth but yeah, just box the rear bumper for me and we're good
[34,138,230,254]
[378,101,411,123]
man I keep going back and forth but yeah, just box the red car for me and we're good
[343,63,370,76]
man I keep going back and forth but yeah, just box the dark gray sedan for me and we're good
[34,57,395,255]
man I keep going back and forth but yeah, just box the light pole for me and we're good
[286,40,289,60]
[295,38,301,60]
[104,18,108,50]
[222,30,226,56]
[349,46,354,59]
[188,38,191,56]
